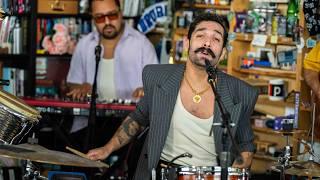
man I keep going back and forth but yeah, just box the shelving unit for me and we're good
[37,13,91,19]
[226,0,312,173]
[233,33,296,46]
[0,0,37,96]
[252,126,307,173]
[181,3,231,10]
[171,0,312,174]
[233,67,296,78]
[0,1,93,97]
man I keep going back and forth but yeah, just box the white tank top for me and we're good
[97,58,116,101]
[161,91,217,166]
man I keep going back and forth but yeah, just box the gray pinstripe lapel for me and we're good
[213,70,242,154]
[149,64,185,169]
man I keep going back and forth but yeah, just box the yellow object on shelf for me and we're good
[38,0,78,14]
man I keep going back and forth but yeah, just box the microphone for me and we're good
[95,45,102,57]
[205,59,217,80]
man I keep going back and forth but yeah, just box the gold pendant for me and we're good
[193,94,201,103]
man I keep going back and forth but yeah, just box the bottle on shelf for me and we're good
[286,0,299,37]
[13,19,22,54]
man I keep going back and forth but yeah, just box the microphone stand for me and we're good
[84,44,101,152]
[205,60,243,180]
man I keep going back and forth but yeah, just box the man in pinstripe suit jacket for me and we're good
[87,13,259,179]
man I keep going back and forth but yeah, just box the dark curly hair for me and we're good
[187,12,229,47]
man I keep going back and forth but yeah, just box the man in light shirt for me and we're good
[66,0,158,132]
[67,0,158,101]
[65,0,158,175]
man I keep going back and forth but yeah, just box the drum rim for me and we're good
[0,90,40,122]
[177,166,216,172]
[177,166,249,172]
[0,104,38,122]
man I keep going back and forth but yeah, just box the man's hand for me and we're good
[232,151,253,169]
[66,83,92,101]
[132,87,144,99]
[87,145,112,161]
[87,116,141,161]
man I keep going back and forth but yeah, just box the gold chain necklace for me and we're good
[184,75,211,103]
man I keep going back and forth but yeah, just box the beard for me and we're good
[101,24,122,39]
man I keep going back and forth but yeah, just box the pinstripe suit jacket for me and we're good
[129,64,258,180]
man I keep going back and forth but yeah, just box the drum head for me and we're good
[0,90,40,122]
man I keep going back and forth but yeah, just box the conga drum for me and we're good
[0,90,41,144]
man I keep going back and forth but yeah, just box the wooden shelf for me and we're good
[182,3,231,10]
[173,60,187,64]
[37,13,91,19]
[252,126,307,136]
[0,54,29,68]
[233,67,296,79]
[257,95,294,108]
[148,28,165,34]
[234,33,296,46]
[175,28,188,36]
[0,54,29,60]
[8,12,31,17]
[36,54,72,59]
[249,0,288,3]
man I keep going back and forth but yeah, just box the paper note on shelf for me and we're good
[251,34,267,47]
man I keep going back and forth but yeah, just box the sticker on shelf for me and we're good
[270,35,278,44]
[306,37,317,48]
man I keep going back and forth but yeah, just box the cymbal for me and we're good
[0,144,108,168]
[285,161,320,177]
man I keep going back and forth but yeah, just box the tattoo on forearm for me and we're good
[116,117,140,145]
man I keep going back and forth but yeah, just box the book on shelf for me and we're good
[36,57,47,80]
[1,0,31,14]
[2,67,25,96]
[0,16,27,54]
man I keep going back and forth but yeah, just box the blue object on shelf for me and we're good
[253,60,272,67]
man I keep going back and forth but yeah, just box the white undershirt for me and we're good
[97,58,116,101]
[161,91,217,166]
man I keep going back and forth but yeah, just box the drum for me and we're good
[0,90,41,144]
[177,166,249,180]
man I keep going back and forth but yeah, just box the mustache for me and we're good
[103,25,116,30]
[194,47,216,59]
